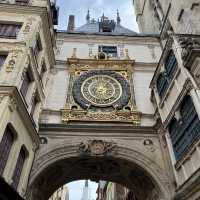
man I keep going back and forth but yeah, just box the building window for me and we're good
[0,126,14,175]
[30,93,39,117]
[40,61,47,84]
[15,0,29,5]
[0,54,7,69]
[33,35,43,58]
[0,23,21,38]
[165,50,178,79]
[99,46,118,58]
[11,147,26,190]
[20,67,33,98]
[156,50,178,99]
[156,72,169,98]
[168,96,200,161]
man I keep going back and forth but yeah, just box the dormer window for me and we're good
[99,15,116,32]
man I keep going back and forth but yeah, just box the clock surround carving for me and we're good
[62,58,141,125]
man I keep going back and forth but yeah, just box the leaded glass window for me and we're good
[0,126,14,175]
[20,67,33,98]
[168,96,200,161]
[0,55,7,69]
[99,46,118,58]
[11,147,26,190]
[0,23,21,38]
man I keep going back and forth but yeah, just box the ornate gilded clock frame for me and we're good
[61,58,141,125]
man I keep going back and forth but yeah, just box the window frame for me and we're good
[20,66,34,99]
[33,34,43,59]
[98,45,118,58]
[0,125,15,176]
[0,54,7,70]
[168,95,200,161]
[0,22,22,39]
[11,146,27,190]
[156,50,178,99]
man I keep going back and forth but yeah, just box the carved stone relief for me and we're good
[79,140,117,156]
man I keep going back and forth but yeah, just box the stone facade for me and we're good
[0,0,57,198]
[0,1,200,200]
[133,0,200,35]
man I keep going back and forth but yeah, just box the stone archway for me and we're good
[27,139,171,200]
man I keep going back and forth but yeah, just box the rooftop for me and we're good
[67,10,137,36]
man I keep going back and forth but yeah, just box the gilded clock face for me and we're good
[81,75,122,107]
[72,70,131,109]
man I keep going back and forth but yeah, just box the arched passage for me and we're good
[27,140,171,200]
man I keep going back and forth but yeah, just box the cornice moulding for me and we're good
[39,123,157,135]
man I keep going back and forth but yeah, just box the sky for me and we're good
[56,0,139,32]
[67,180,98,200]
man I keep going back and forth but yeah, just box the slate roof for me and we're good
[75,19,137,35]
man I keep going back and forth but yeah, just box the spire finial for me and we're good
[86,9,90,23]
[117,9,121,25]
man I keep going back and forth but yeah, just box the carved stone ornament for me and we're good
[178,36,200,66]
[5,51,19,72]
[8,95,17,112]
[23,17,36,34]
[79,140,116,156]
[62,109,141,125]
[62,58,141,124]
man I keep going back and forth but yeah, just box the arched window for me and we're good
[0,126,14,175]
[156,72,168,98]
[165,50,177,79]
[11,146,27,190]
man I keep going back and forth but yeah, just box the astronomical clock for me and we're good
[62,54,141,125]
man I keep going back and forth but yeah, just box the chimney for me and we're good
[67,15,75,32]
